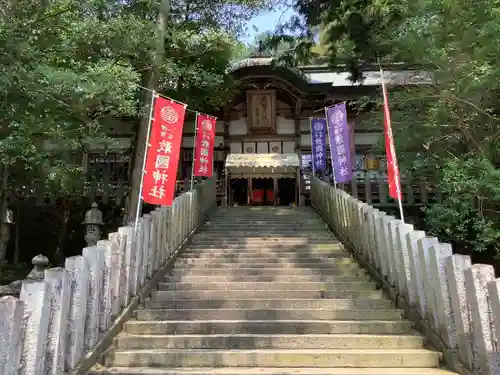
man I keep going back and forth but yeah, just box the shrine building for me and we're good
[177,57,432,206]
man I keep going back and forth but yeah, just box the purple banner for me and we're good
[310,118,326,172]
[326,103,353,183]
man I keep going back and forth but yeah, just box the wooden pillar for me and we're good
[273,177,278,206]
[225,172,229,207]
[223,108,230,206]
[294,100,302,207]
[294,100,301,152]
[296,170,300,206]
[248,178,252,205]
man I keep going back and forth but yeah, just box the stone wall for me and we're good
[0,179,217,375]
[311,177,500,375]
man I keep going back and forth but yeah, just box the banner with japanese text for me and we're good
[326,103,353,183]
[310,118,326,172]
[381,72,402,200]
[193,114,217,177]
[142,96,186,206]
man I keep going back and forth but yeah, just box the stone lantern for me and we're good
[0,206,14,264]
[84,202,103,246]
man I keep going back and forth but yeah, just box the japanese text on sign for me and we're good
[311,118,327,172]
[142,96,186,206]
[193,114,217,177]
[326,103,353,183]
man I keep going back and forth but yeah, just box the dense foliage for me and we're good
[0,1,141,195]
[0,0,267,199]
[0,0,270,263]
[283,0,500,256]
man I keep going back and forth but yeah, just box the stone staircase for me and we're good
[90,207,456,375]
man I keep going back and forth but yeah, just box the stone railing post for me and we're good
[309,176,500,375]
[0,178,217,375]
[446,254,473,369]
[44,267,71,375]
[20,279,51,375]
[464,264,499,374]
[0,296,25,375]
[64,255,89,370]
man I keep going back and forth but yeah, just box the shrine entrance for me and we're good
[224,153,301,206]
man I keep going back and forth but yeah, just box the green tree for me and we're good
[247,31,295,57]
[386,0,500,255]
[0,0,267,261]
[0,0,148,263]
[127,0,271,221]
[0,0,142,196]
[292,0,500,255]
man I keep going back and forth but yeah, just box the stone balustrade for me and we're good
[0,179,217,375]
[311,177,500,375]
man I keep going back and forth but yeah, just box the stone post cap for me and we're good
[26,254,50,280]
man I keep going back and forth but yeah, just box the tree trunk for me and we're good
[0,165,9,264]
[54,198,71,266]
[127,0,172,223]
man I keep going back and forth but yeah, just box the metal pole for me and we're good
[309,117,316,176]
[379,64,405,223]
[397,191,405,223]
[189,112,199,191]
[134,91,157,232]
[324,107,337,190]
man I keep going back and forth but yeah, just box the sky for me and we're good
[241,7,295,45]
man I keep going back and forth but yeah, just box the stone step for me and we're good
[171,268,366,277]
[105,349,440,368]
[211,213,318,217]
[135,308,403,321]
[207,224,325,228]
[150,289,383,301]
[189,239,340,244]
[202,225,327,230]
[199,229,329,234]
[143,298,394,310]
[183,245,344,252]
[205,225,325,229]
[123,320,414,335]
[188,242,339,248]
[176,258,356,267]
[208,219,323,223]
[115,333,423,350]
[173,262,361,270]
[89,367,456,375]
[179,252,350,259]
[201,226,328,229]
[211,211,316,214]
[192,234,336,239]
[157,281,376,291]
[165,275,372,283]
[210,219,322,221]
[212,210,317,213]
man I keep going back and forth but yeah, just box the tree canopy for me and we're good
[280,0,500,256]
[0,0,268,199]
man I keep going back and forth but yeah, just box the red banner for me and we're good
[142,96,186,206]
[381,72,402,200]
[193,113,217,177]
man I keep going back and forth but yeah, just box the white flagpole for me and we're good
[134,91,157,232]
[189,112,199,191]
[380,67,405,223]
[324,107,337,190]
[309,117,316,176]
